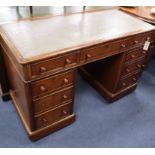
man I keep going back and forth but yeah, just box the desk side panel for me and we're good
[3,51,34,130]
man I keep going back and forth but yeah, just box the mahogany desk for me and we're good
[0,9,155,141]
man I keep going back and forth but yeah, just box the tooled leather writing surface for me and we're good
[1,9,155,63]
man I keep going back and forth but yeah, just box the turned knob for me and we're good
[134,40,139,44]
[66,58,72,64]
[142,51,147,55]
[63,78,69,84]
[63,95,68,99]
[40,85,46,92]
[121,44,126,48]
[132,77,137,82]
[42,103,45,107]
[137,64,141,68]
[40,66,47,72]
[86,54,92,59]
[42,118,48,123]
[142,64,146,68]
[62,110,67,115]
[126,68,130,73]
[122,82,126,86]
[131,54,135,59]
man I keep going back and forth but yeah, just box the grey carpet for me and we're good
[0,58,155,148]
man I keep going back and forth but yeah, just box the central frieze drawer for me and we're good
[80,40,128,63]
[31,70,75,98]
[33,86,74,114]
[35,103,73,129]
[30,51,79,78]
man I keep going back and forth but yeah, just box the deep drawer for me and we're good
[33,86,74,114]
[121,59,145,77]
[117,72,140,91]
[125,48,147,63]
[35,103,73,129]
[31,70,75,98]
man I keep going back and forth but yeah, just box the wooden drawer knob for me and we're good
[42,118,48,123]
[62,110,68,115]
[137,64,141,68]
[131,54,135,59]
[142,64,146,68]
[40,85,46,92]
[121,44,126,48]
[126,68,130,73]
[63,78,69,84]
[134,40,139,44]
[122,82,126,86]
[40,66,47,72]
[132,77,137,82]
[142,51,147,55]
[86,54,92,59]
[65,58,72,64]
[63,95,68,99]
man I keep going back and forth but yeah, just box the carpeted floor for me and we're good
[0,58,155,148]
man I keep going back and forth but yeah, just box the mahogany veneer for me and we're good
[0,9,155,140]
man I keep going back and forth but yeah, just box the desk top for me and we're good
[0,9,155,64]
[119,6,155,25]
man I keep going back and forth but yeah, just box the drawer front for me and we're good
[121,59,145,77]
[33,86,74,114]
[31,70,75,98]
[80,40,127,63]
[128,34,145,48]
[35,103,73,129]
[125,48,147,63]
[31,52,79,78]
[117,73,140,91]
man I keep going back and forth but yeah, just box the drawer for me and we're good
[117,72,140,91]
[30,52,79,78]
[35,103,73,129]
[128,34,145,48]
[80,40,127,63]
[125,48,147,63]
[33,86,74,114]
[121,59,145,77]
[31,70,75,98]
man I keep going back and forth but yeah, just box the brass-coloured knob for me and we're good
[66,58,72,64]
[86,54,92,59]
[126,68,130,73]
[40,66,47,72]
[122,82,126,86]
[63,78,69,84]
[40,85,46,92]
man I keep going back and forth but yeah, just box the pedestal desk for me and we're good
[0,9,155,140]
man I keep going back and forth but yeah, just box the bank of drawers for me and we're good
[117,46,149,91]
[30,70,75,129]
